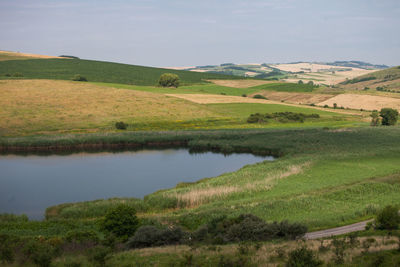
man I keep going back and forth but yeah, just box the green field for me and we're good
[0,58,242,86]
[249,82,316,92]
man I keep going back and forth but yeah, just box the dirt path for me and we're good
[305,220,373,240]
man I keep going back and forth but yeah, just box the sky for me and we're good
[0,0,399,67]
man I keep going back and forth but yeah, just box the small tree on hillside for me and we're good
[375,205,400,230]
[380,108,399,126]
[370,110,380,126]
[158,73,180,88]
[101,205,139,240]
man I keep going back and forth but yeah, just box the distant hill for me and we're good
[326,61,389,70]
[0,58,242,86]
[339,66,400,93]
[175,61,387,85]
[0,50,65,61]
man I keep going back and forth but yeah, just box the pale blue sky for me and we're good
[1,0,399,67]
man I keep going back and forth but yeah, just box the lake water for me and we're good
[0,149,273,219]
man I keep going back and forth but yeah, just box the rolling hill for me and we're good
[0,57,242,86]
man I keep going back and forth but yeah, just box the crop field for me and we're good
[318,93,400,111]
[249,82,317,92]
[0,58,241,86]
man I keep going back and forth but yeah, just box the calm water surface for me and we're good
[0,149,273,219]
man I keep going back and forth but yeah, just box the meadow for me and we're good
[0,80,361,136]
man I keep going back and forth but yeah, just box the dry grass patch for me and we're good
[318,93,400,111]
[0,50,65,61]
[0,80,220,136]
[208,79,275,88]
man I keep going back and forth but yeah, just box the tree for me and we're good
[286,247,323,267]
[100,205,139,239]
[297,80,304,84]
[375,205,400,230]
[380,108,399,126]
[158,73,180,88]
[370,110,380,126]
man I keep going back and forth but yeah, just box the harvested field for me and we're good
[0,80,220,136]
[0,50,65,61]
[318,93,400,111]
[249,91,334,104]
[208,79,274,88]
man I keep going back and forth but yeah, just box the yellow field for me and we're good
[318,93,400,111]
[0,80,220,136]
[0,50,65,61]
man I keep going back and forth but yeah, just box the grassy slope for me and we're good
[0,58,242,86]
[3,127,396,233]
[0,80,359,136]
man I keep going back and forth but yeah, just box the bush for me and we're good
[380,108,399,126]
[158,73,180,87]
[370,110,380,126]
[375,205,400,230]
[72,74,87,81]
[127,225,185,248]
[0,234,17,264]
[23,240,57,267]
[100,204,139,240]
[86,246,112,267]
[12,72,23,77]
[247,112,319,124]
[253,94,267,99]
[241,94,247,97]
[65,230,100,244]
[286,247,323,267]
[115,121,127,130]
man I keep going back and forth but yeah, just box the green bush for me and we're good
[370,110,380,126]
[286,246,323,267]
[100,204,139,240]
[72,74,87,81]
[247,112,319,124]
[12,72,23,77]
[23,240,57,267]
[115,121,127,130]
[127,225,185,248]
[86,246,112,267]
[253,94,267,99]
[375,205,400,230]
[0,234,17,264]
[158,73,180,87]
[380,108,399,126]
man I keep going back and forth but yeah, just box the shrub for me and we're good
[333,103,337,109]
[100,204,139,240]
[286,247,323,267]
[23,240,57,267]
[115,121,127,130]
[158,73,180,87]
[12,72,23,77]
[86,246,112,267]
[253,94,267,99]
[241,94,247,97]
[247,112,319,124]
[0,234,17,264]
[72,74,87,81]
[380,108,399,126]
[298,80,304,84]
[323,105,329,108]
[370,110,380,126]
[4,73,11,77]
[127,225,185,248]
[375,205,400,230]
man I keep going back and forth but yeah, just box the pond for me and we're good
[0,149,273,219]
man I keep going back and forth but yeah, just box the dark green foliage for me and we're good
[13,72,23,77]
[376,205,400,230]
[158,73,180,87]
[253,94,267,99]
[0,58,239,86]
[286,247,323,267]
[250,82,316,92]
[86,246,112,267]
[298,80,304,84]
[370,110,380,126]
[100,204,139,239]
[333,103,337,109]
[65,230,100,244]
[0,213,28,223]
[23,240,58,267]
[241,94,247,97]
[247,112,320,124]
[192,214,307,244]
[115,121,127,130]
[331,238,347,264]
[72,74,87,81]
[380,108,399,126]
[0,234,17,264]
[341,76,376,84]
[127,225,185,248]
